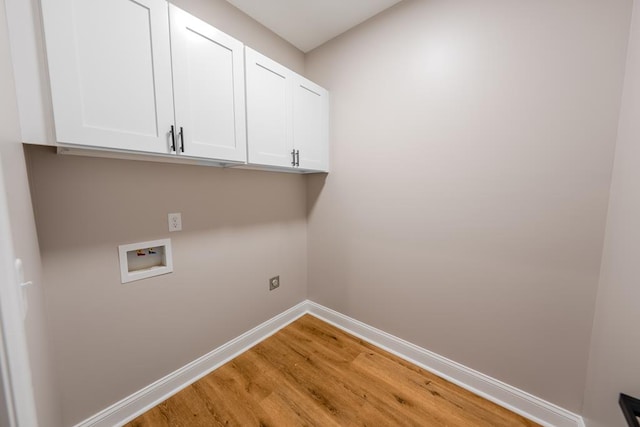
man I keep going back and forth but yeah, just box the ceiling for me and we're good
[225,0,404,53]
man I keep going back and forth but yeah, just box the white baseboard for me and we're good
[74,300,585,427]
[305,301,585,427]
[73,301,308,427]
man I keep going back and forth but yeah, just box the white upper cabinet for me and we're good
[293,76,329,172]
[245,47,294,168]
[169,5,246,162]
[40,0,247,163]
[245,47,329,172]
[40,0,175,154]
[36,0,327,171]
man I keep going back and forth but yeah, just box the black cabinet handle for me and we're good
[170,125,176,152]
[291,149,296,166]
[295,150,300,167]
[179,127,184,153]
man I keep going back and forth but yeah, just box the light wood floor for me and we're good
[125,314,539,426]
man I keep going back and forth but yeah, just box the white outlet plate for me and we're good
[168,213,182,232]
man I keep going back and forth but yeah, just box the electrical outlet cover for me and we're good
[269,276,280,291]
[168,213,182,232]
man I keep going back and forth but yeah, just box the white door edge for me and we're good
[0,157,39,427]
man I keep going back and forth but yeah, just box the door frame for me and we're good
[0,159,39,427]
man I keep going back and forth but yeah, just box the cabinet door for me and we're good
[170,6,246,162]
[40,0,174,153]
[245,47,294,168]
[293,75,329,172]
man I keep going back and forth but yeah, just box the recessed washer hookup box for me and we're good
[118,238,173,284]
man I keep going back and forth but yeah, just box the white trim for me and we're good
[0,160,39,426]
[56,145,245,168]
[305,301,585,427]
[73,301,308,427]
[73,300,585,427]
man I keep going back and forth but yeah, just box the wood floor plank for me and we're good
[125,314,540,427]
[269,326,435,425]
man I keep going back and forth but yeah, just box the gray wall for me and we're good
[28,147,308,425]
[305,0,632,412]
[583,1,640,426]
[0,0,62,424]
[171,0,304,74]
[25,1,307,425]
